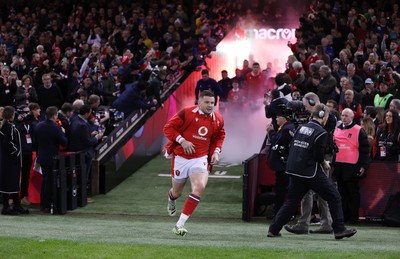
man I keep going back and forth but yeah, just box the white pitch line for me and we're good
[157,174,241,179]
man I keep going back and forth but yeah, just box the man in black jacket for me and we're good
[268,104,357,240]
[69,105,103,196]
[35,106,68,213]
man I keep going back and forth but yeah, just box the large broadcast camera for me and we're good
[283,100,310,126]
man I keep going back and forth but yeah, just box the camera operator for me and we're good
[268,104,356,240]
[15,105,35,205]
[285,92,338,234]
[266,107,295,215]
[265,89,289,131]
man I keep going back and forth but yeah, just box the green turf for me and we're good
[0,237,399,259]
[74,154,244,218]
[1,154,400,257]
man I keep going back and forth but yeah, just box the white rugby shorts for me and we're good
[172,155,208,183]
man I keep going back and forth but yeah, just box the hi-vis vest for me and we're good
[334,124,361,164]
[374,93,393,108]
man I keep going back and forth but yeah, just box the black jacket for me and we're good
[286,120,328,178]
[68,116,98,152]
[268,121,296,171]
[34,119,68,166]
[0,122,22,193]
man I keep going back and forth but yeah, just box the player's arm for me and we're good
[163,110,185,142]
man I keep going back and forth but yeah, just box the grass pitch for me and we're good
[1,155,399,258]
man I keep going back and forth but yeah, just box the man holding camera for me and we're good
[284,93,337,234]
[267,106,295,214]
[268,104,357,240]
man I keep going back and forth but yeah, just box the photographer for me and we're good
[265,89,289,131]
[267,108,295,215]
[15,105,35,205]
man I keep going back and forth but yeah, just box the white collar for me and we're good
[192,107,215,119]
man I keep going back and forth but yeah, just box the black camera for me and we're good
[284,100,310,126]
[15,107,30,121]
[272,144,289,162]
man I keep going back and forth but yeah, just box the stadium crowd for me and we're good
[0,0,240,215]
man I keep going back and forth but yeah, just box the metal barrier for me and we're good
[51,151,87,214]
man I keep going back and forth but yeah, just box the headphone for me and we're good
[305,96,316,106]
[317,104,326,119]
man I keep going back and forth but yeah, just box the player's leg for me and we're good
[167,156,188,216]
[173,156,208,236]
[168,179,186,216]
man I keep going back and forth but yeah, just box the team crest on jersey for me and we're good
[198,126,208,136]
[175,170,181,176]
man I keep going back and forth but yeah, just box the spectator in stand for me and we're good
[359,61,375,82]
[363,106,379,130]
[15,75,38,106]
[361,118,376,158]
[361,78,378,108]
[346,63,364,92]
[289,61,307,95]
[112,80,157,117]
[374,80,394,110]
[304,73,320,94]
[318,65,337,104]
[304,45,320,75]
[195,10,209,35]
[101,64,120,106]
[147,69,167,108]
[334,77,362,105]
[0,66,17,107]
[316,45,330,69]
[37,73,64,112]
[34,106,67,213]
[339,90,362,125]
[194,69,222,106]
[374,109,400,161]
[387,53,400,73]
[390,99,400,116]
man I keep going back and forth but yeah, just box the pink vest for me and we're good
[334,125,361,164]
